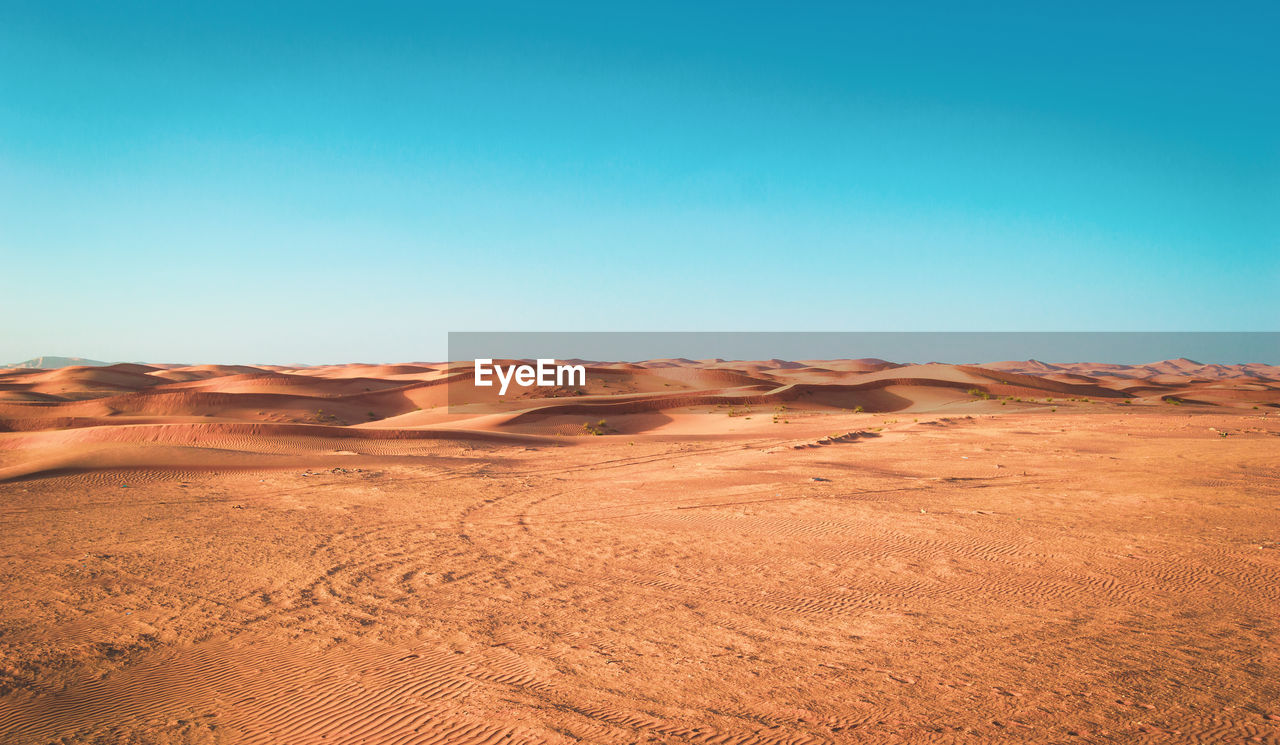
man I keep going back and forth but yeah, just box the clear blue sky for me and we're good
[1,1,1276,364]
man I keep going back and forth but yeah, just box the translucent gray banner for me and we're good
[444,332,1278,410]
[449,332,1278,366]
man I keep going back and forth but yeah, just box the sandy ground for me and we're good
[1,360,1278,743]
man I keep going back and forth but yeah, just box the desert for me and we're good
[0,357,1277,743]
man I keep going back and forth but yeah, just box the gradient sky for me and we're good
[1,1,1277,364]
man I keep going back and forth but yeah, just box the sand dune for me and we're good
[0,355,1275,452]
[2,356,110,369]
[1,359,1278,743]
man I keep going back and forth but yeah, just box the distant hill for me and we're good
[3,356,111,369]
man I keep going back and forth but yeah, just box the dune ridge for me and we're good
[1,356,1274,480]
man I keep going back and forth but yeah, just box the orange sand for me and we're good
[1,359,1277,743]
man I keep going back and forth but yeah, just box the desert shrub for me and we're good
[582,419,613,436]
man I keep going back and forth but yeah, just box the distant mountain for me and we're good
[3,356,111,369]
